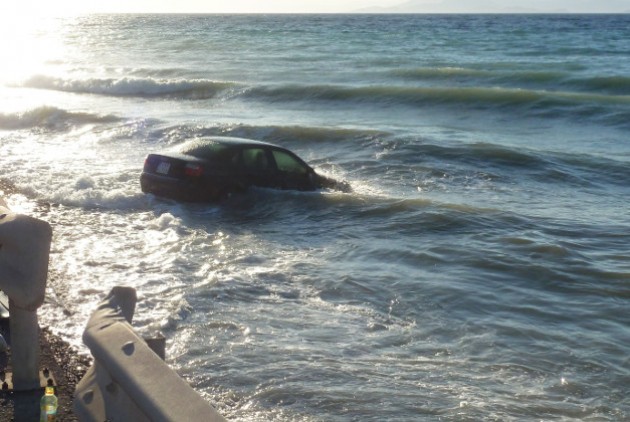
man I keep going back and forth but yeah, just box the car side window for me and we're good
[242,148,269,171]
[272,150,309,174]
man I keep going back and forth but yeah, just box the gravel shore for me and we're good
[0,320,91,422]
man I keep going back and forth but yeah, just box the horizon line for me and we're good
[54,11,630,15]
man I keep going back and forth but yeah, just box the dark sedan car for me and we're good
[140,137,351,202]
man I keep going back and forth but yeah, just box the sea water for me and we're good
[0,14,628,421]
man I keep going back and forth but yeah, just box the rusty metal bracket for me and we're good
[0,367,56,391]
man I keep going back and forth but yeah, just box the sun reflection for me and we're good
[1,193,35,215]
[0,11,70,86]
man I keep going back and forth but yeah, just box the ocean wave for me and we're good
[392,67,630,95]
[0,106,120,131]
[246,83,630,111]
[375,140,540,169]
[15,74,630,126]
[392,66,574,87]
[394,67,572,87]
[147,123,387,148]
[23,73,630,112]
[376,139,630,188]
[207,124,386,146]
[391,66,493,80]
[455,143,618,187]
[20,75,236,99]
[568,75,630,95]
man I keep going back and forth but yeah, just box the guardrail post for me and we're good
[8,304,41,390]
[0,198,52,391]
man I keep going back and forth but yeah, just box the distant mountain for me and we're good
[356,0,630,13]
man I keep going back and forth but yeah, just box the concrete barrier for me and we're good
[0,197,53,390]
[75,286,226,422]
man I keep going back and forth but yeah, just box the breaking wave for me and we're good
[20,75,237,100]
[16,74,630,127]
[0,106,120,130]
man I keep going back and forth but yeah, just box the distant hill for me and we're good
[356,0,630,13]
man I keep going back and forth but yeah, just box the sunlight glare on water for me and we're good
[0,14,69,84]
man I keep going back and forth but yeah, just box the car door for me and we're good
[241,147,278,188]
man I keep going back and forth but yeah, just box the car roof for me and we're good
[166,136,292,162]
[179,136,279,150]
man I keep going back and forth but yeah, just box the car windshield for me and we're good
[177,140,230,160]
[272,150,309,174]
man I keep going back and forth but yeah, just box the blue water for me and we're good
[0,14,629,421]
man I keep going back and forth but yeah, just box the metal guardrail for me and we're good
[0,196,225,420]
[0,197,52,391]
[74,286,226,422]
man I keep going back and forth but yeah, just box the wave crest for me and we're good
[21,75,236,99]
[392,67,630,95]
[0,106,120,130]
[248,83,630,108]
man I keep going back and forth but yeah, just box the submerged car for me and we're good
[140,136,351,202]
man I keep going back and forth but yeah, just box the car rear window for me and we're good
[177,140,230,160]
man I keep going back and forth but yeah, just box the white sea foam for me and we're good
[20,74,236,99]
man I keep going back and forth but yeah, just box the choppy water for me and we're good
[1,14,629,421]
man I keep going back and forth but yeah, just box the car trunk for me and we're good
[143,153,205,179]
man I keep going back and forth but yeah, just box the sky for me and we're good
[1,0,628,15]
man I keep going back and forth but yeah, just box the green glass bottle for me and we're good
[40,386,58,421]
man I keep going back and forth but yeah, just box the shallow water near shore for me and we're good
[1,14,629,421]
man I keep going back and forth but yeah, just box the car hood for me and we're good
[313,172,352,193]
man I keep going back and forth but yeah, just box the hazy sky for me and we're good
[1,0,628,15]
